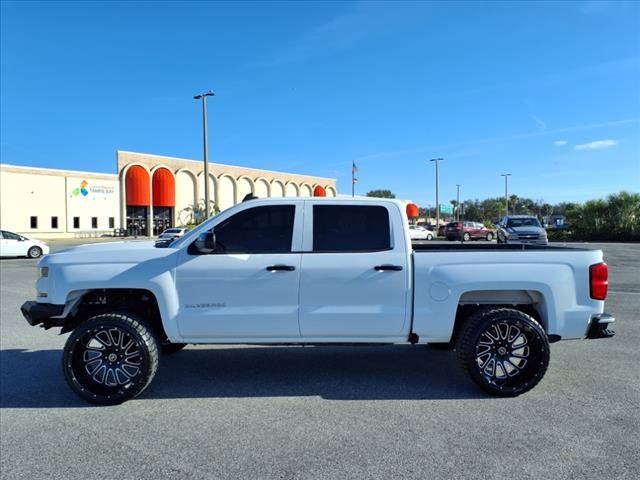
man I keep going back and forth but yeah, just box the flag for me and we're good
[352,161,358,174]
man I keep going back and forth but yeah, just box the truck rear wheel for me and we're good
[456,308,549,396]
[62,313,159,405]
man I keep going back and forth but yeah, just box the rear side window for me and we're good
[214,205,295,254]
[313,205,390,252]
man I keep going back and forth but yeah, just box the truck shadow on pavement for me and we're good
[0,345,488,408]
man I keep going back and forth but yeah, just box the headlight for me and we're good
[39,267,49,278]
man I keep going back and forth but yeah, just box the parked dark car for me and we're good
[445,221,495,241]
[437,224,446,237]
[496,215,548,245]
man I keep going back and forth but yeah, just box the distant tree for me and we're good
[366,189,396,199]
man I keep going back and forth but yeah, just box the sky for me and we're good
[1,0,639,207]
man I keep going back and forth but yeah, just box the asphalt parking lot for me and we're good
[1,241,638,480]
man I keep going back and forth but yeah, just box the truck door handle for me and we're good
[265,265,296,272]
[374,264,403,271]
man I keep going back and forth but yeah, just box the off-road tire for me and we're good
[456,308,549,397]
[62,312,159,405]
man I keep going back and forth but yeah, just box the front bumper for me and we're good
[586,313,615,339]
[20,301,65,328]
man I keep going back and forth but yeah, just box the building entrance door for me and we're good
[153,207,173,235]
[126,206,148,236]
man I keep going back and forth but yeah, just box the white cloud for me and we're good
[574,139,619,151]
[554,140,568,146]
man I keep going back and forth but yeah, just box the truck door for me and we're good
[174,202,303,340]
[298,203,411,338]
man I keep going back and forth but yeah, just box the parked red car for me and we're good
[445,221,495,241]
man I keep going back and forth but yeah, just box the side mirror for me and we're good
[194,231,216,254]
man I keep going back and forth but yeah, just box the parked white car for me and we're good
[157,228,188,240]
[0,230,49,258]
[408,225,433,240]
[22,198,614,404]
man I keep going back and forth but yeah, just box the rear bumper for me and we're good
[20,301,65,328]
[586,313,615,339]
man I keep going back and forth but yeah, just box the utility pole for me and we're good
[430,158,444,234]
[456,184,461,221]
[194,90,215,218]
[501,173,512,216]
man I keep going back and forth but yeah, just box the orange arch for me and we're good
[406,203,419,218]
[126,165,150,206]
[313,185,327,197]
[152,167,175,207]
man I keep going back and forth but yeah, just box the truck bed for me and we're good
[412,243,592,252]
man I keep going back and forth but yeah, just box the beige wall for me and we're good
[0,165,120,238]
[1,151,338,238]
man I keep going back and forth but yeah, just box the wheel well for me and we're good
[450,302,546,346]
[62,289,168,341]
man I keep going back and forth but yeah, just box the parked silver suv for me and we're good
[496,215,548,245]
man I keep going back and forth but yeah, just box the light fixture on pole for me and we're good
[501,173,512,216]
[430,158,444,233]
[194,90,215,219]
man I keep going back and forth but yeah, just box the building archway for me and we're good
[237,176,255,201]
[151,167,175,235]
[271,180,285,197]
[285,181,299,197]
[254,177,270,198]
[124,164,151,236]
[175,169,197,226]
[217,174,237,211]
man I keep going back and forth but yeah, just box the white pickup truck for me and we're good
[21,197,615,404]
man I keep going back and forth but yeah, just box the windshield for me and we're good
[507,218,541,228]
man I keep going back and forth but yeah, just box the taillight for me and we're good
[590,262,608,300]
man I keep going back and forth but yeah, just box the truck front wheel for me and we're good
[456,308,549,396]
[62,313,159,405]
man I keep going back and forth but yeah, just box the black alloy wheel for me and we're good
[62,313,159,405]
[457,308,549,396]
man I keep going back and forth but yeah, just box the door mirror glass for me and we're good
[194,231,216,254]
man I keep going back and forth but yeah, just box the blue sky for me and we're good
[1,0,639,206]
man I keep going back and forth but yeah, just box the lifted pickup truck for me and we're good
[21,197,614,404]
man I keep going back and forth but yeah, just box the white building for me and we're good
[0,151,337,238]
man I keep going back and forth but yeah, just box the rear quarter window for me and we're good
[313,205,390,252]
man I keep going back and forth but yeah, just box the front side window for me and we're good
[213,205,295,254]
[1,230,21,240]
[313,205,390,252]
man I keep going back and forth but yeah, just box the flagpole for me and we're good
[352,161,355,197]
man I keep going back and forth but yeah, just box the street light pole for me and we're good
[501,173,512,216]
[194,90,215,219]
[430,158,444,233]
[456,184,461,221]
